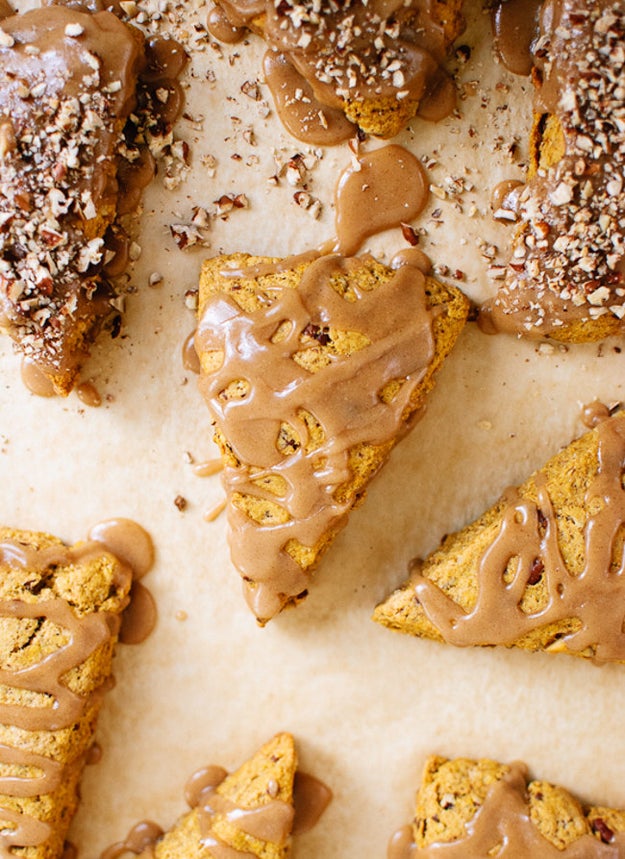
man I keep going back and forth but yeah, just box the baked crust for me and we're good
[0,525,132,858]
[0,6,146,395]
[196,252,469,623]
[374,413,625,662]
[408,755,625,852]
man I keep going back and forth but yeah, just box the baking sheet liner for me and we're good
[2,2,625,855]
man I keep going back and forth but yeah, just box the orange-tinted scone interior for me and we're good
[482,1,625,341]
[210,0,466,141]
[196,251,469,623]
[391,755,625,855]
[0,526,133,858]
[374,411,625,663]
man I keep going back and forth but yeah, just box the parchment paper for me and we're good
[2,2,625,856]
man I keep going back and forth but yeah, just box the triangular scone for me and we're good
[393,755,625,855]
[0,525,134,858]
[196,252,469,623]
[211,0,465,140]
[141,733,299,859]
[374,412,625,663]
[481,2,625,342]
[0,6,145,395]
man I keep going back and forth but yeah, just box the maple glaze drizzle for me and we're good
[389,763,625,857]
[0,520,153,852]
[213,0,457,143]
[197,251,435,621]
[412,415,625,662]
[100,764,331,857]
[333,145,429,256]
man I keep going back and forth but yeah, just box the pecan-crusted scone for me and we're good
[374,411,625,663]
[209,0,466,142]
[0,5,146,395]
[0,524,138,858]
[196,251,469,623]
[481,1,625,342]
[104,733,332,859]
[389,755,625,856]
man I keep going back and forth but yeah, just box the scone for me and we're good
[481,1,625,341]
[0,5,146,395]
[196,251,469,623]
[0,524,135,858]
[210,0,466,140]
[391,755,625,855]
[104,733,331,858]
[374,411,625,663]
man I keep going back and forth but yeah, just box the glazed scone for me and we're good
[389,755,625,855]
[196,251,469,623]
[481,1,625,341]
[374,411,625,662]
[0,5,146,395]
[104,733,331,859]
[0,525,134,858]
[209,0,466,141]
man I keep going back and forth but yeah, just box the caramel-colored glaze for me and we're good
[75,381,102,408]
[390,764,625,857]
[581,401,612,430]
[216,0,458,138]
[192,458,223,477]
[199,788,294,845]
[119,581,157,645]
[291,771,333,836]
[490,179,524,215]
[334,145,429,256]
[0,541,125,849]
[0,6,144,390]
[492,0,542,76]
[197,253,435,621]
[20,358,57,398]
[182,330,201,374]
[412,416,625,663]
[184,765,229,808]
[482,0,625,340]
[262,50,355,146]
[0,6,187,396]
[204,500,227,523]
[100,820,164,859]
[206,5,245,43]
[88,518,155,580]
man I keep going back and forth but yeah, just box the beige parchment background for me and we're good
[2,1,625,856]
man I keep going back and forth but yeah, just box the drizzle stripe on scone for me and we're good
[196,251,469,623]
[374,411,625,663]
[389,755,625,857]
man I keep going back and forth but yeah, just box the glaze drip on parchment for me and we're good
[412,415,625,662]
[196,251,435,621]
[211,0,459,142]
[0,520,153,853]
[389,764,625,858]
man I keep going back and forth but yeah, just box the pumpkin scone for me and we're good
[196,251,469,623]
[389,755,625,856]
[208,0,466,142]
[481,1,625,342]
[0,5,148,395]
[374,411,625,663]
[103,732,332,858]
[0,523,141,858]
